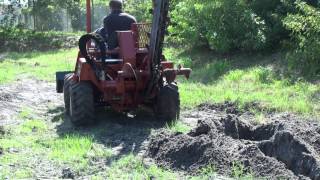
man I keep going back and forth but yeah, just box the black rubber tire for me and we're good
[63,73,75,114]
[155,83,180,122]
[69,82,95,126]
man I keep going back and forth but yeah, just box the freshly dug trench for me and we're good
[259,131,320,179]
[148,103,320,179]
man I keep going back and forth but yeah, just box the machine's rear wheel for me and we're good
[63,73,75,114]
[69,82,95,126]
[155,83,180,122]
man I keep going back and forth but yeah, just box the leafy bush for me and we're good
[125,0,152,22]
[247,0,292,49]
[283,1,320,77]
[169,0,266,53]
[0,28,79,52]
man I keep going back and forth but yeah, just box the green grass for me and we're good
[2,47,319,116]
[164,48,320,117]
[0,119,50,179]
[231,162,254,179]
[165,121,192,133]
[106,154,178,179]
[48,134,94,168]
[1,47,319,178]
[0,49,75,84]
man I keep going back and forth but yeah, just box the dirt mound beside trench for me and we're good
[148,103,320,179]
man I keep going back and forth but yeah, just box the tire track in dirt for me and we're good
[0,78,62,126]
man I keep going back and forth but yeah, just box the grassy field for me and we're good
[164,48,320,118]
[1,48,319,117]
[0,47,319,179]
[0,49,75,83]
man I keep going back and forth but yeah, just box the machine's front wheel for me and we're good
[155,83,180,122]
[63,73,75,114]
[69,82,95,126]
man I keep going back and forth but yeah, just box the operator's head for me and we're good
[109,0,123,11]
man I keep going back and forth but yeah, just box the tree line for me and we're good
[1,0,319,77]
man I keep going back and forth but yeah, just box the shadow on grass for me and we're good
[49,106,165,165]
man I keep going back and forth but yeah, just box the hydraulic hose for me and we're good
[78,33,107,79]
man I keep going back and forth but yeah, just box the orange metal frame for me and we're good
[71,1,191,112]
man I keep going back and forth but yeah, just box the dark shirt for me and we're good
[103,10,137,49]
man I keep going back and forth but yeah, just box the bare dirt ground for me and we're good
[1,79,320,179]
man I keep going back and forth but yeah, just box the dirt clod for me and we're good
[62,168,75,179]
[0,126,5,136]
[149,103,320,179]
[0,93,13,102]
[0,147,3,155]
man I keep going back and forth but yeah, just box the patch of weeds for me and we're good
[0,118,54,179]
[0,151,35,179]
[252,67,275,84]
[225,70,246,82]
[254,112,267,124]
[192,60,231,83]
[106,154,177,179]
[14,168,33,179]
[0,152,20,165]
[0,138,25,150]
[231,162,254,179]
[48,134,93,169]
[165,121,192,133]
[198,164,217,177]
[87,144,113,160]
[19,119,47,134]
[18,107,33,120]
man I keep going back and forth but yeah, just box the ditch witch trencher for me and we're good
[56,0,191,126]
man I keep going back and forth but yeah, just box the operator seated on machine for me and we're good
[97,0,137,53]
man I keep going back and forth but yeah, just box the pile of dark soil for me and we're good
[148,103,320,179]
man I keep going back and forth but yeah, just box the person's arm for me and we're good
[103,16,110,42]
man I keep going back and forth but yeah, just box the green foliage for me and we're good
[198,164,216,176]
[169,0,266,53]
[283,1,320,77]
[231,162,254,179]
[125,0,152,22]
[166,48,320,117]
[247,0,292,49]
[248,0,319,49]
[27,0,84,31]
[0,27,78,52]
